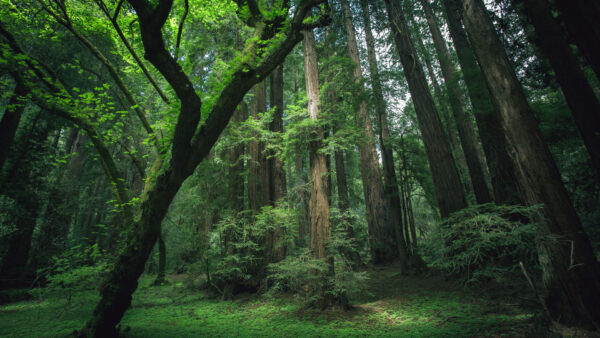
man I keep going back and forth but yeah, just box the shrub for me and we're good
[266,249,369,307]
[30,243,110,303]
[420,203,542,286]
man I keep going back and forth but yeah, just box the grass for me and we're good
[0,265,535,337]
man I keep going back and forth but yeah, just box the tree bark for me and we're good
[419,0,491,204]
[442,0,522,204]
[408,18,474,198]
[384,0,467,218]
[360,0,409,270]
[304,28,331,261]
[304,28,335,309]
[341,0,397,263]
[518,0,600,180]
[459,0,600,328]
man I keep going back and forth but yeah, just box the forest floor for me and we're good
[0,263,544,337]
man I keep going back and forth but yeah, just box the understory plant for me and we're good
[420,203,542,286]
[30,242,110,303]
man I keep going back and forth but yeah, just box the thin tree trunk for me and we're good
[229,103,248,211]
[519,0,600,179]
[442,0,522,204]
[153,231,167,285]
[419,0,491,204]
[295,154,310,246]
[384,0,467,218]
[94,0,170,104]
[341,0,397,263]
[248,83,268,212]
[459,0,600,328]
[268,65,287,261]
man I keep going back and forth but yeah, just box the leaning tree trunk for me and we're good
[408,18,474,198]
[442,0,522,204]
[459,0,600,328]
[419,0,491,204]
[384,0,467,218]
[341,0,397,263]
[360,0,409,270]
[304,28,336,309]
[77,0,328,333]
[519,0,600,180]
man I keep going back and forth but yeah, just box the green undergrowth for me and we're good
[0,265,534,337]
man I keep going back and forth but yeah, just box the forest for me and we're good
[0,0,599,336]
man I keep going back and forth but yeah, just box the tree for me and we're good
[418,0,491,204]
[359,0,409,270]
[384,0,467,218]
[441,0,522,204]
[19,0,330,334]
[341,0,397,263]
[458,0,600,328]
[228,103,248,212]
[303,27,334,308]
[517,0,600,180]
[248,82,269,211]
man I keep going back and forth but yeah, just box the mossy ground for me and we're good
[0,264,536,337]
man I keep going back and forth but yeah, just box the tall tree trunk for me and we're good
[519,0,600,179]
[408,14,475,203]
[0,75,27,173]
[304,28,335,308]
[295,154,310,246]
[248,82,268,211]
[269,65,287,203]
[341,0,397,263]
[442,0,522,204]
[554,0,600,81]
[360,0,409,270]
[268,65,287,262]
[459,0,600,328]
[228,102,248,212]
[384,0,467,218]
[419,0,491,204]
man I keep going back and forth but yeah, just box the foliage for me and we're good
[30,242,111,301]
[184,204,298,294]
[420,203,542,286]
[265,248,370,307]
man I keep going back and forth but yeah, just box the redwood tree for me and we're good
[459,0,600,328]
